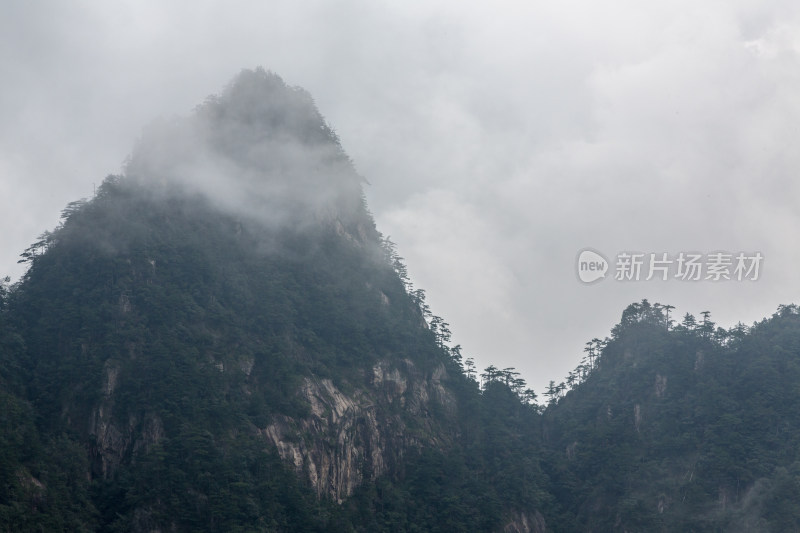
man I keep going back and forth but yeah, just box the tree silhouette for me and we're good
[663,304,675,330]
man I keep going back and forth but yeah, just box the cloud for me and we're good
[2,0,800,392]
[122,69,367,235]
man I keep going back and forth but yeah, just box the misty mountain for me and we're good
[1,69,549,532]
[125,68,368,231]
[1,69,800,532]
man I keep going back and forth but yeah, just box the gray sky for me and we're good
[2,0,800,394]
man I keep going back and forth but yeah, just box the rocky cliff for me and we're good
[264,360,455,501]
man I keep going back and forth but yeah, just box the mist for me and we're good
[123,69,366,233]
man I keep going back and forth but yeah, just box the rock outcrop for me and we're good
[263,359,455,501]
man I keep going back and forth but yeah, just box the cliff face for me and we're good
[85,339,458,503]
[502,511,548,533]
[264,360,455,502]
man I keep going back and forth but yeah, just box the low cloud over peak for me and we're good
[125,68,365,228]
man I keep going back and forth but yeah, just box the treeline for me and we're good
[381,236,539,407]
[541,298,785,408]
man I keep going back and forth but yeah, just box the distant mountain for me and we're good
[542,300,800,532]
[1,69,799,532]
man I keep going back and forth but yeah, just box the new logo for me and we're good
[577,248,609,284]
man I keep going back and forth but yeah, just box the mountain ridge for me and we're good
[1,68,799,532]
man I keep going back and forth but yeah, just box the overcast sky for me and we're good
[2,0,800,394]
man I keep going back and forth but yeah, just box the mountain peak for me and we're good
[124,68,364,228]
[201,68,342,149]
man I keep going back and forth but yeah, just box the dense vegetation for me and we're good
[2,69,799,531]
[542,300,800,532]
[1,166,554,531]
